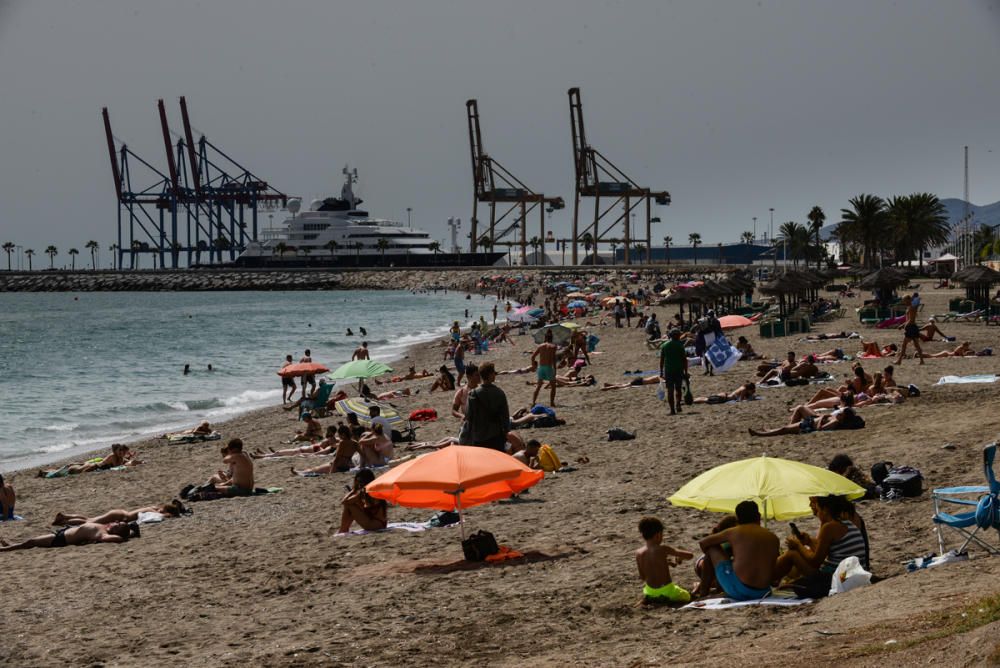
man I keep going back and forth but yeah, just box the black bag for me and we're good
[883,466,923,497]
[462,530,499,561]
[870,461,893,486]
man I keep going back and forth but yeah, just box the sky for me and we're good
[1,0,999,263]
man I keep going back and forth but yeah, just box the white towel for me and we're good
[683,593,812,610]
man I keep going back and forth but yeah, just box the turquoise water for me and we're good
[0,290,497,471]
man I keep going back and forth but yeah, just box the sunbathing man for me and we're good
[895,295,925,365]
[38,444,140,478]
[53,500,187,526]
[760,354,819,383]
[290,412,324,443]
[748,401,862,437]
[253,425,338,458]
[691,382,756,404]
[694,500,778,601]
[600,375,661,391]
[337,469,388,534]
[811,348,847,362]
[182,439,255,500]
[756,351,796,377]
[0,521,139,551]
[805,331,853,341]
[291,425,360,475]
[917,341,976,358]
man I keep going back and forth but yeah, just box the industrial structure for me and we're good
[466,99,564,264]
[568,87,670,265]
[103,97,285,269]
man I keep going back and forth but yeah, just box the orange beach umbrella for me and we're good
[277,362,330,378]
[366,445,544,538]
[718,315,754,330]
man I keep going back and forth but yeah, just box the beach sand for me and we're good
[2,283,1000,666]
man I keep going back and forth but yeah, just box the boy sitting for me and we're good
[635,516,694,604]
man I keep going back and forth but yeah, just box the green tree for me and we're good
[45,245,58,269]
[324,239,339,256]
[688,233,701,265]
[109,243,119,270]
[376,237,390,261]
[807,206,826,270]
[837,194,888,269]
[581,232,594,262]
[740,231,754,245]
[634,243,646,264]
[663,235,672,265]
[275,242,288,258]
[779,222,810,268]
[68,247,79,270]
[25,248,34,271]
[973,224,996,264]
[86,240,99,270]
[2,242,14,270]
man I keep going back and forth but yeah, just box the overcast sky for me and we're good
[1,0,999,259]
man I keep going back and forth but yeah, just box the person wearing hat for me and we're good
[659,329,688,415]
[906,316,955,343]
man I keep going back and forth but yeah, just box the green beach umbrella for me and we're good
[329,359,394,380]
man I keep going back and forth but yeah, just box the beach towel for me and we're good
[167,431,222,444]
[334,521,437,536]
[705,335,741,373]
[876,315,905,329]
[682,592,812,610]
[935,374,1000,385]
[758,375,834,389]
[137,511,165,524]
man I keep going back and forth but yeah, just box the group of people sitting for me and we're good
[637,493,869,604]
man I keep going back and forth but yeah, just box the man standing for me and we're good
[452,363,480,444]
[280,354,297,404]
[694,500,779,600]
[465,362,510,451]
[300,348,317,399]
[659,329,688,416]
[352,341,370,361]
[531,329,558,407]
[895,295,925,365]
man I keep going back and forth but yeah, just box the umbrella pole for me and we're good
[457,495,465,541]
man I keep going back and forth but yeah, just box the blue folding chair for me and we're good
[932,442,1000,555]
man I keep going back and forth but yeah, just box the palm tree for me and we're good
[324,239,339,256]
[44,245,58,269]
[806,206,826,270]
[740,231,755,245]
[779,222,811,268]
[837,194,887,269]
[428,241,441,254]
[275,242,288,259]
[688,233,701,265]
[131,240,142,269]
[663,235,672,265]
[580,232,594,260]
[85,240,99,270]
[68,248,79,270]
[477,235,493,253]
[376,237,390,263]
[25,249,35,271]
[634,243,646,265]
[109,243,119,270]
[974,224,996,264]
[2,242,14,271]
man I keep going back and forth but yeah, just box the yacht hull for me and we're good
[233,251,506,269]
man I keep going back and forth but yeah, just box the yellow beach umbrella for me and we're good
[668,455,865,521]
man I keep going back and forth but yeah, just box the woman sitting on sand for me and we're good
[289,413,324,443]
[337,469,388,534]
[691,382,756,404]
[773,495,867,598]
[735,336,761,360]
[429,365,456,393]
[38,444,141,478]
[253,426,338,459]
[291,425,360,476]
[0,474,15,521]
[53,499,187,526]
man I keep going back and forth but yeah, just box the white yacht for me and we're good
[236,167,503,268]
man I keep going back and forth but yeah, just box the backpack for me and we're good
[537,444,561,472]
[883,466,923,497]
[870,461,893,486]
[462,529,499,561]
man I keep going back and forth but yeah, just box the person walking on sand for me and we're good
[281,354,297,404]
[895,296,924,365]
[659,329,688,416]
[531,329,558,407]
[300,349,317,398]
[352,341,370,361]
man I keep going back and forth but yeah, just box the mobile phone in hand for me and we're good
[789,522,802,538]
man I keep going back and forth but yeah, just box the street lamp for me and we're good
[752,217,757,244]
[406,207,412,229]
[769,208,774,245]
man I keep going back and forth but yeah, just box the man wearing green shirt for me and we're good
[659,329,689,415]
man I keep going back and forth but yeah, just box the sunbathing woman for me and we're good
[376,387,413,400]
[337,469,388,534]
[163,421,212,438]
[429,365,456,393]
[291,425,359,475]
[38,444,140,478]
[253,425,338,458]
[601,375,661,391]
[692,382,756,404]
[811,348,847,362]
[53,499,187,526]
[917,341,975,358]
[859,341,897,358]
[498,361,537,375]
[749,399,861,437]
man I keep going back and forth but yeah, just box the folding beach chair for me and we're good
[932,443,1000,556]
[299,381,335,419]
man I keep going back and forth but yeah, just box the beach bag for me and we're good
[870,461,893,486]
[883,466,923,497]
[607,427,636,441]
[683,378,694,406]
[462,530,499,561]
[408,408,438,422]
[537,444,561,472]
[428,510,460,528]
[829,556,872,596]
[656,379,666,401]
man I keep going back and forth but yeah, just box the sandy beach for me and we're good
[3,281,1000,667]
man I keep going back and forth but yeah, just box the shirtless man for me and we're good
[280,354,297,403]
[352,341,371,361]
[895,296,924,365]
[183,439,255,500]
[760,354,819,383]
[757,351,796,377]
[300,348,317,398]
[37,444,140,478]
[911,317,954,343]
[694,500,778,600]
[0,521,139,551]
[512,439,542,469]
[531,329,558,407]
[292,424,360,475]
[254,425,338,458]
[358,423,394,467]
[452,364,480,444]
[748,403,859,437]
[53,500,186,526]
[291,412,324,443]
[571,329,591,365]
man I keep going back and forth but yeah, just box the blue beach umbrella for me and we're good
[567,300,588,309]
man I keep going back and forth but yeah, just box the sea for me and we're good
[0,289,499,472]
